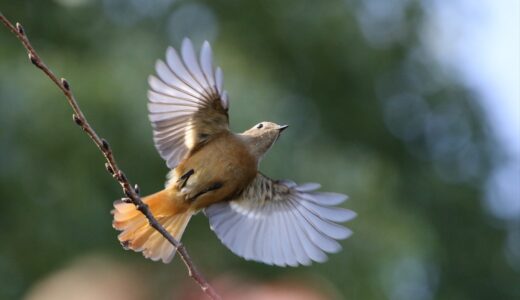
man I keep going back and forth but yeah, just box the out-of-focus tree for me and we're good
[0,1,518,299]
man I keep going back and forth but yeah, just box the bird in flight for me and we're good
[112,38,356,267]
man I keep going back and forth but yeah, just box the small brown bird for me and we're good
[112,39,355,266]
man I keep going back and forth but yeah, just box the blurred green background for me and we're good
[0,0,518,299]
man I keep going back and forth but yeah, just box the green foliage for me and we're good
[0,1,517,299]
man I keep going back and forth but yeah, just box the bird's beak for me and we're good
[278,125,289,132]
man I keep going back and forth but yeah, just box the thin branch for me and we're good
[0,12,220,300]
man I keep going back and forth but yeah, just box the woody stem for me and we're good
[0,12,220,300]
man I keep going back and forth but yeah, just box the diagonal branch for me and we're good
[0,12,220,300]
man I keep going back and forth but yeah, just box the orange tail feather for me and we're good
[112,189,192,263]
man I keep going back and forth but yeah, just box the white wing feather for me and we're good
[205,174,355,267]
[148,38,229,169]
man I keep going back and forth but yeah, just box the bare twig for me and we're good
[0,12,220,300]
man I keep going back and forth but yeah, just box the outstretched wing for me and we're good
[205,173,356,267]
[148,38,230,169]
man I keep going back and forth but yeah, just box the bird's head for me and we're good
[241,121,288,162]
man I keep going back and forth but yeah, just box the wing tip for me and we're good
[202,40,211,50]
[221,91,229,109]
[182,37,192,47]
[155,59,164,71]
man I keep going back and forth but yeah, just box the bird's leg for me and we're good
[187,182,223,202]
[178,169,195,189]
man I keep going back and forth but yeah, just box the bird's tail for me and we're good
[112,189,193,263]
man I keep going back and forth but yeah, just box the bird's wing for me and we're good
[204,173,356,267]
[148,38,230,169]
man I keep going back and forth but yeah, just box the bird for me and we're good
[112,38,356,267]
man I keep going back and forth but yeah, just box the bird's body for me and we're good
[170,131,257,210]
[112,39,355,266]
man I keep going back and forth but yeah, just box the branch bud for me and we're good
[61,78,70,90]
[101,139,110,151]
[105,163,114,174]
[72,114,83,126]
[28,53,37,65]
[134,184,140,195]
[15,22,24,35]
[121,197,132,204]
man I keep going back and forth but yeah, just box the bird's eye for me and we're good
[257,123,264,129]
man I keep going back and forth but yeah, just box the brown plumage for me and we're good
[112,39,355,266]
